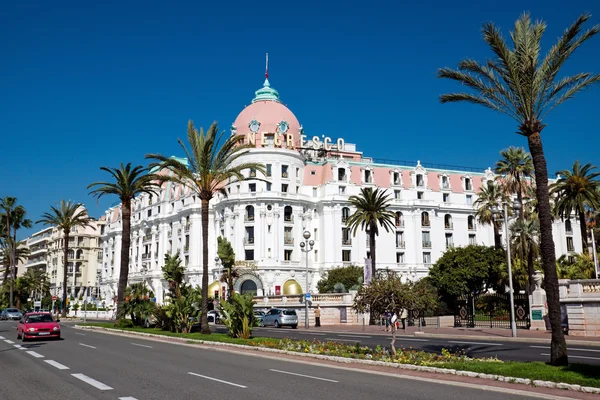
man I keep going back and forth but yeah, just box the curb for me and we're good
[75,325,600,395]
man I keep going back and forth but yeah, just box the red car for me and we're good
[17,312,61,341]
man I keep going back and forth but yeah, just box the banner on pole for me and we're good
[364,257,372,285]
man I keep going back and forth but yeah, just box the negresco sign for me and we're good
[246,133,346,151]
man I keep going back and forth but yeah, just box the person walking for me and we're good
[384,310,392,332]
[400,308,408,330]
[314,304,321,327]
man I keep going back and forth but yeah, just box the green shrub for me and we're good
[116,318,134,328]
[219,293,257,339]
[163,284,202,333]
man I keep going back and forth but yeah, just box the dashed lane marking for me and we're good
[270,369,339,383]
[325,338,362,342]
[26,351,44,358]
[188,372,247,388]
[4,339,15,344]
[45,360,70,370]
[448,341,503,346]
[338,334,372,338]
[131,343,153,348]
[71,373,113,390]
[79,343,96,349]
[13,344,25,350]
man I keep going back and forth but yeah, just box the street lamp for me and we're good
[215,256,223,299]
[492,199,521,338]
[299,230,315,329]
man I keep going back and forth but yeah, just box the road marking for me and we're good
[4,339,15,344]
[270,369,339,382]
[45,360,70,370]
[569,347,600,353]
[448,341,503,346]
[71,373,113,390]
[188,372,247,388]
[338,334,372,338]
[131,342,153,348]
[79,343,96,349]
[13,344,24,350]
[119,397,139,400]
[541,353,600,361]
[396,338,429,342]
[26,351,44,358]
[0,335,5,339]
[74,332,86,336]
[530,346,547,349]
[325,338,361,342]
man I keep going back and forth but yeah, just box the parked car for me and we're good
[253,310,266,326]
[1,308,22,321]
[207,310,221,324]
[261,308,298,328]
[17,312,61,341]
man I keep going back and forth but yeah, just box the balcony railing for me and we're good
[177,228,182,235]
[284,215,293,223]
[141,253,150,260]
[396,241,405,248]
[143,235,152,242]
[421,220,430,227]
[184,224,190,232]
[468,225,476,231]
[245,215,255,222]
[284,238,294,245]
[446,242,454,249]
[342,239,352,246]
[184,245,190,252]
[445,222,453,229]
[422,241,432,248]
[244,237,255,245]
[395,220,404,228]
[441,182,450,190]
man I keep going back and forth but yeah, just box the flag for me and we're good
[364,257,372,285]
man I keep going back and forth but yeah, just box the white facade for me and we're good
[99,77,582,306]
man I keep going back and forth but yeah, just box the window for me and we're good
[445,233,453,248]
[284,227,293,244]
[296,186,299,193]
[249,183,256,193]
[364,169,373,183]
[423,252,431,265]
[284,249,293,261]
[185,255,189,266]
[396,232,404,248]
[416,174,424,187]
[342,250,351,262]
[245,226,254,244]
[465,177,473,191]
[469,234,477,245]
[284,206,293,222]
[441,176,450,189]
[466,195,472,205]
[393,171,401,185]
[567,236,575,251]
[314,250,318,262]
[245,250,254,261]
[296,168,299,178]
[565,219,572,233]
[310,170,316,175]
[443,193,450,203]
[444,214,452,229]
[396,252,405,264]
[421,212,430,227]
[312,187,317,197]
[338,168,346,181]
[249,168,257,178]
[339,186,346,194]
[281,165,289,178]
[395,211,403,227]
[422,231,431,248]
[342,228,351,245]
[266,182,272,191]
[266,164,272,177]
[468,215,476,230]
[314,228,318,238]
[282,184,288,193]
[147,209,152,217]
[157,206,161,214]
[342,207,351,223]
[394,190,401,200]
[245,205,255,221]
[417,191,424,200]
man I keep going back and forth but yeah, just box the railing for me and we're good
[184,224,190,232]
[396,241,405,248]
[441,183,450,190]
[421,221,430,227]
[282,172,288,178]
[244,237,255,245]
[141,253,150,260]
[342,239,352,246]
[468,225,476,231]
[423,241,432,248]
[184,245,189,252]
[395,221,404,227]
[245,215,255,222]
[167,229,172,236]
[445,223,453,229]
[284,238,294,245]
[284,215,294,223]
[143,235,152,242]
[177,228,182,235]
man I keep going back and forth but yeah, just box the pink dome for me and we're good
[232,79,302,149]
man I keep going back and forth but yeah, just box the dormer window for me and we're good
[338,168,346,182]
[465,177,473,191]
[416,174,424,187]
[441,176,450,189]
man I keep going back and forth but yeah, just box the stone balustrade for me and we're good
[559,279,600,337]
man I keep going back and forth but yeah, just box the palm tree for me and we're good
[1,197,16,304]
[474,180,510,249]
[495,147,534,217]
[551,161,600,250]
[162,252,185,300]
[9,206,32,281]
[22,268,50,301]
[510,218,540,293]
[37,200,94,317]
[438,12,600,366]
[146,121,265,334]
[88,163,161,317]
[345,187,396,278]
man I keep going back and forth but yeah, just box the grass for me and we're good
[80,322,600,389]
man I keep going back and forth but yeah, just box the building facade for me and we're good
[99,76,583,306]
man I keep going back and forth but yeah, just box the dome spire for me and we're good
[252,54,281,103]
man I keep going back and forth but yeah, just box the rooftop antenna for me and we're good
[265,53,269,79]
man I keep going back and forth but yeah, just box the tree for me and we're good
[556,253,596,280]
[510,218,540,293]
[428,245,505,298]
[438,13,600,365]
[146,121,265,334]
[495,147,535,219]
[217,237,236,300]
[37,201,94,317]
[88,163,162,318]
[474,180,510,249]
[345,187,395,278]
[162,252,185,300]
[551,161,600,250]
[317,265,363,293]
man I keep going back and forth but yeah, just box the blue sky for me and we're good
[2,0,599,239]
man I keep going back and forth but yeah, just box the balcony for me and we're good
[284,215,294,223]
[396,241,405,249]
[143,235,152,243]
[421,221,431,227]
[342,239,352,246]
[245,215,255,222]
[446,242,454,249]
[244,237,255,245]
[445,223,453,230]
[395,221,404,228]
[184,245,189,252]
[468,225,476,231]
[167,229,172,236]
[154,252,158,258]
[141,253,150,260]
[441,182,450,190]
[422,241,432,248]
[184,224,190,232]
[284,238,294,245]
[177,228,182,236]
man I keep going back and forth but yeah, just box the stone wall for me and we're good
[560,280,600,337]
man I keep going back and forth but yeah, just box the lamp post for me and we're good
[96,270,101,319]
[215,256,223,299]
[591,229,599,279]
[492,199,521,338]
[299,230,315,329]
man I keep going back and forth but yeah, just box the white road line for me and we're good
[13,344,24,350]
[397,338,430,342]
[448,341,503,346]
[530,345,547,349]
[45,360,70,370]
[131,342,153,348]
[270,368,339,383]
[4,339,15,344]
[26,351,44,358]
[338,334,372,338]
[325,338,361,342]
[541,353,600,361]
[569,347,600,353]
[71,373,113,390]
[79,343,96,349]
[298,332,326,336]
[74,332,86,336]
[118,397,139,400]
[188,372,247,388]
[0,335,5,339]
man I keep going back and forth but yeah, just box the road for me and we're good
[0,320,546,400]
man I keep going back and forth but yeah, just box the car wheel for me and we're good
[16,331,21,340]
[274,320,280,328]
[260,321,265,327]
[292,324,298,329]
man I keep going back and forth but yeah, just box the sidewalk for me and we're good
[297,324,600,346]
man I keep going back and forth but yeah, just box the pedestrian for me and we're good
[384,310,391,332]
[400,308,408,330]
[314,304,321,327]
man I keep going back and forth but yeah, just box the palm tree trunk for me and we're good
[493,223,502,250]
[369,224,377,278]
[62,230,70,317]
[527,131,567,366]
[578,211,588,252]
[516,184,532,291]
[200,198,210,334]
[527,245,535,294]
[6,212,13,306]
[117,200,132,318]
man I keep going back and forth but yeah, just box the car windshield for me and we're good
[6,308,19,313]
[26,314,54,323]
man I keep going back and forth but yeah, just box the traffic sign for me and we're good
[52,295,57,301]
[305,293,311,300]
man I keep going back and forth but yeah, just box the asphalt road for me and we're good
[0,320,546,400]
[239,326,600,365]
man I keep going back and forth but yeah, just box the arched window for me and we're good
[240,280,257,295]
[342,207,351,223]
[245,205,254,221]
[68,250,75,259]
[565,219,572,233]
[395,212,404,227]
[468,216,476,230]
[76,249,83,259]
[284,206,293,222]
[444,214,453,229]
[421,212,430,227]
